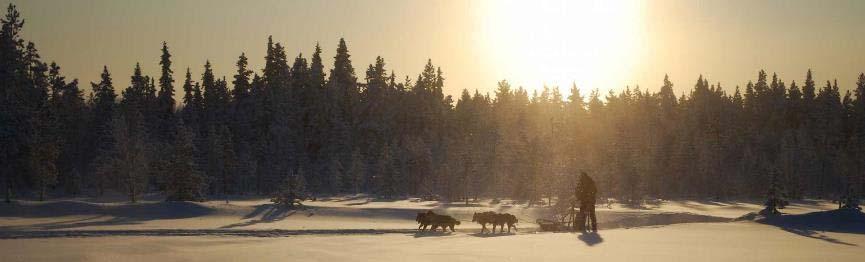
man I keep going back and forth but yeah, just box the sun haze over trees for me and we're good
[1,4,863,205]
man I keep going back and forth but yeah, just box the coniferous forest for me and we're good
[3,5,865,204]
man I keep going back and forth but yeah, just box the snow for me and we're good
[0,196,835,232]
[1,196,861,261]
[2,222,863,262]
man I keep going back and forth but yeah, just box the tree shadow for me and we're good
[671,200,710,211]
[241,204,270,219]
[757,209,865,246]
[334,195,370,202]
[437,202,486,208]
[370,198,403,203]
[622,202,655,210]
[788,199,823,206]
[0,201,214,231]
[668,199,755,211]
[345,199,372,206]
[577,231,603,246]
[691,200,729,207]
[779,227,857,246]
[220,204,301,229]
[0,215,108,231]
[601,212,730,230]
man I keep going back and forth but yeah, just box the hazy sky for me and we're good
[4,0,865,98]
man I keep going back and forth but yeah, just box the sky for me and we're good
[4,0,865,99]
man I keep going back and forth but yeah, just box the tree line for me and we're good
[1,5,863,203]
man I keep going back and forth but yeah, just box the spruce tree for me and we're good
[55,77,87,195]
[0,4,29,202]
[271,169,307,208]
[329,38,358,122]
[347,149,366,193]
[218,125,237,198]
[201,61,226,127]
[762,169,788,215]
[88,67,117,196]
[309,42,326,90]
[156,42,175,141]
[110,113,150,203]
[181,68,195,110]
[325,156,344,194]
[165,119,205,201]
[231,53,252,100]
[803,69,816,103]
[30,91,59,201]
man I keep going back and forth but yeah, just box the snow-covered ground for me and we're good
[2,222,864,262]
[0,196,862,261]
[0,195,836,232]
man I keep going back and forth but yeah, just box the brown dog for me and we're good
[427,213,460,232]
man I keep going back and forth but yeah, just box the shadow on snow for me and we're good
[0,200,214,230]
[757,209,865,246]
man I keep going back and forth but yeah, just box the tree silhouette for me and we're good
[0,5,863,205]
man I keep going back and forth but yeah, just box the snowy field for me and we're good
[1,195,863,261]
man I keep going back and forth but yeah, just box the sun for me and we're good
[477,0,645,95]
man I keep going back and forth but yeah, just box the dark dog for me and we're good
[417,211,460,232]
[472,211,497,233]
[416,211,432,231]
[472,212,518,233]
[499,213,518,233]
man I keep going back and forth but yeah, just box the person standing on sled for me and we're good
[576,172,598,232]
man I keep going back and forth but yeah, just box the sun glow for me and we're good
[477,0,645,95]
